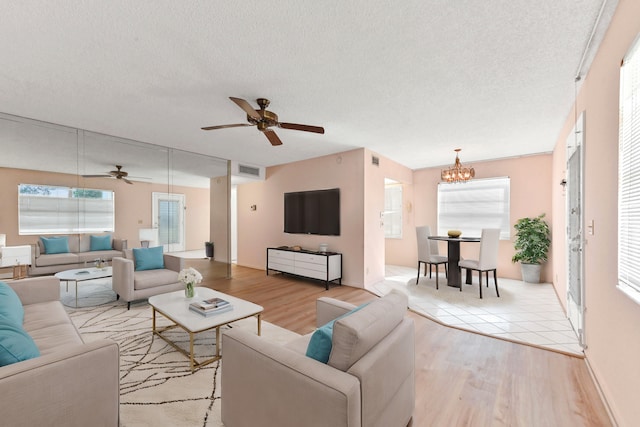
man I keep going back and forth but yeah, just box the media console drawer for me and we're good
[266,247,342,290]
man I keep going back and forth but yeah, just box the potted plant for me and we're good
[511,213,551,283]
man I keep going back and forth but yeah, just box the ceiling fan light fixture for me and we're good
[441,149,475,183]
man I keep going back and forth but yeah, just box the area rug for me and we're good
[66,301,300,427]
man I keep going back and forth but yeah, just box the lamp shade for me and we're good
[0,234,5,247]
[138,228,159,247]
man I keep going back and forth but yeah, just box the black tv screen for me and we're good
[284,188,340,236]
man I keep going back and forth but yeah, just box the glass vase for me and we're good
[185,282,195,298]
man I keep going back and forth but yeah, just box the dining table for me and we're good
[428,235,481,288]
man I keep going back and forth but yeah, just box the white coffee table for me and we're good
[55,266,113,307]
[148,287,264,372]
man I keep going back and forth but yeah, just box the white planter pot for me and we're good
[520,263,542,283]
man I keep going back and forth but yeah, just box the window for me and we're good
[18,184,115,234]
[437,177,510,239]
[618,35,640,301]
[384,180,402,239]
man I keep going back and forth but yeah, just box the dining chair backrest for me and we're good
[478,228,500,270]
[416,226,437,260]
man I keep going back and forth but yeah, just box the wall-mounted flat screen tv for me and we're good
[284,188,340,236]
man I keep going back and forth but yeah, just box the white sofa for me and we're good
[29,234,126,275]
[221,290,415,427]
[0,276,120,426]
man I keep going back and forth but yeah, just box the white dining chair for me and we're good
[459,228,500,298]
[416,226,448,289]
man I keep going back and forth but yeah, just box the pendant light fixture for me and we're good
[441,149,475,183]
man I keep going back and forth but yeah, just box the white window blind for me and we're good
[618,35,640,299]
[18,184,115,234]
[384,181,403,239]
[437,177,510,239]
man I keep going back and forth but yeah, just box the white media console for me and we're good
[266,247,342,290]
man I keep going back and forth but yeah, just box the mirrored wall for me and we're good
[0,112,231,279]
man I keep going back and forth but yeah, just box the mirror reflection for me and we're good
[0,112,231,280]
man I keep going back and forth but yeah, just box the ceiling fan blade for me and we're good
[82,174,111,178]
[278,122,325,134]
[229,97,261,121]
[123,178,134,185]
[201,123,253,131]
[263,129,283,146]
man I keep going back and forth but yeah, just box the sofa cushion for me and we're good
[134,268,179,290]
[305,303,368,364]
[0,282,24,325]
[90,234,112,251]
[35,253,79,267]
[133,246,165,271]
[0,321,40,366]
[40,236,70,254]
[328,290,407,371]
[22,301,72,333]
[28,323,83,356]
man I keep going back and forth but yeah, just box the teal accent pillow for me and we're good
[133,246,165,271]
[90,234,112,251]
[40,236,70,254]
[0,282,24,325]
[0,321,40,366]
[306,303,369,364]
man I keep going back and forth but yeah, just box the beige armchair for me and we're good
[221,290,415,427]
[112,251,185,309]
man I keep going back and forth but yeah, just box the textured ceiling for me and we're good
[0,1,618,172]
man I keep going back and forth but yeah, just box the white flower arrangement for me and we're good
[178,267,203,285]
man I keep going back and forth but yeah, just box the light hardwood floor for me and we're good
[191,259,612,427]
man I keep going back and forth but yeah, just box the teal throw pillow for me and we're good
[40,236,70,254]
[133,246,165,271]
[0,282,24,325]
[0,321,40,366]
[306,303,369,364]
[90,234,112,251]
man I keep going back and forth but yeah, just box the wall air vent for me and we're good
[238,164,261,177]
[372,156,380,166]
[231,161,265,182]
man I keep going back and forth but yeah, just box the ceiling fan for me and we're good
[82,165,137,184]
[201,97,325,146]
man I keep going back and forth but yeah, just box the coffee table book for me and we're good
[189,303,233,317]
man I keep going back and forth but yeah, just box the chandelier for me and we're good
[441,149,475,183]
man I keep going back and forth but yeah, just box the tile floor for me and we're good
[368,265,583,356]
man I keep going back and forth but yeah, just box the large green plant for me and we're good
[511,214,551,264]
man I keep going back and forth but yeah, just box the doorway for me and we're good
[566,112,585,348]
[152,192,186,252]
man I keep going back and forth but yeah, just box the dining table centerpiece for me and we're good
[178,267,203,298]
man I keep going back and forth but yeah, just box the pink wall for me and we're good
[550,1,640,424]
[0,167,210,251]
[411,154,553,282]
[236,149,366,287]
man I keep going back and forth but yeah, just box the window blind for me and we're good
[18,184,114,234]
[437,177,510,239]
[618,35,640,297]
[384,183,403,239]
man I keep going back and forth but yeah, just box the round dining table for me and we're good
[428,236,481,288]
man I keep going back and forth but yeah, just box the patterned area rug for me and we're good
[66,301,300,427]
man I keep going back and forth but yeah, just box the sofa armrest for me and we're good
[0,339,119,427]
[316,297,357,327]
[112,238,127,251]
[163,254,184,273]
[222,328,361,427]
[112,256,134,301]
[8,276,60,305]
